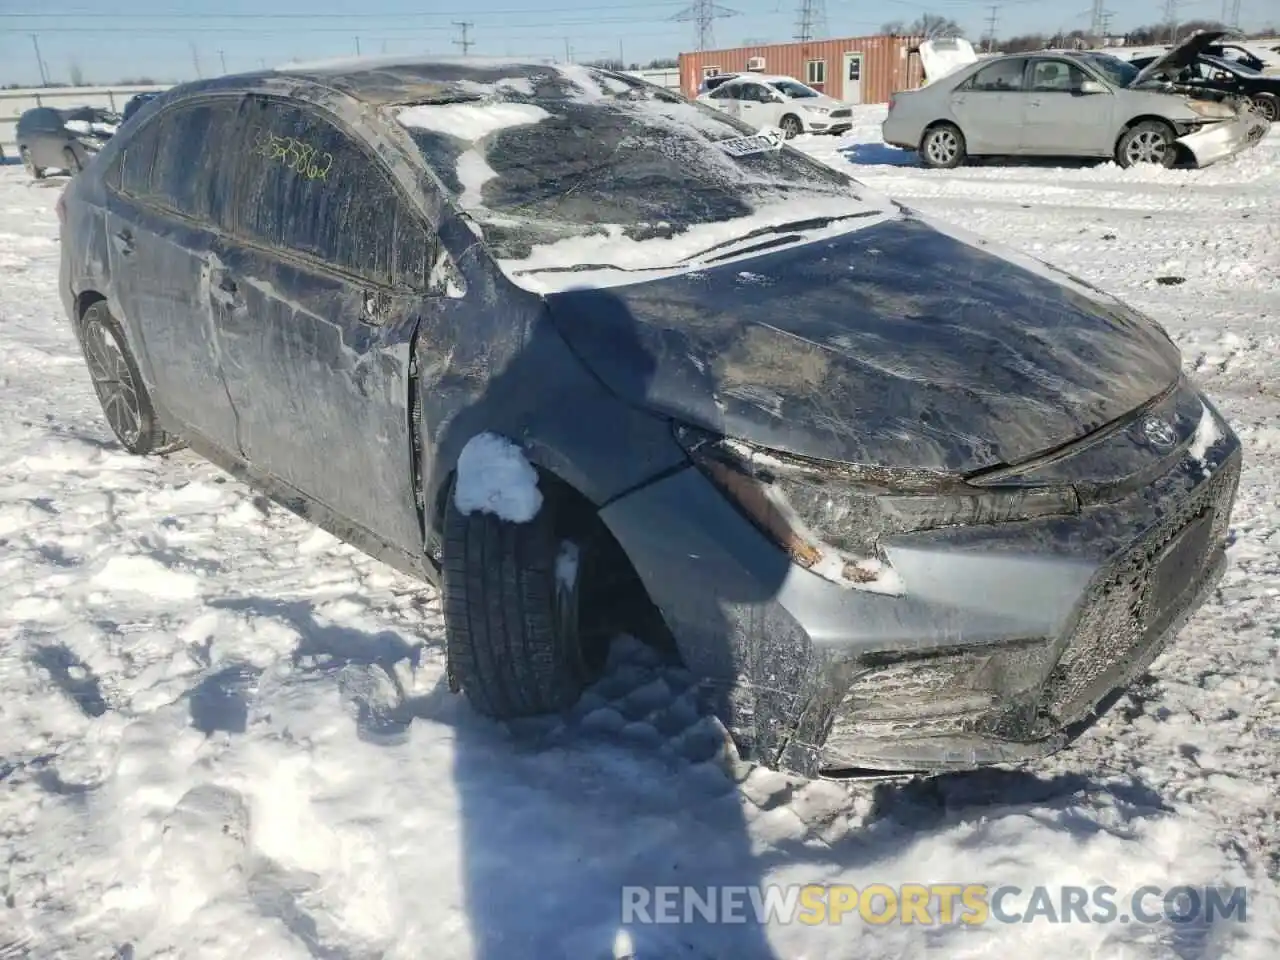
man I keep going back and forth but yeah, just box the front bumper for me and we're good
[1178,111,1270,166]
[600,392,1242,779]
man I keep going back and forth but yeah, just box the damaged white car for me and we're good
[885,30,1269,169]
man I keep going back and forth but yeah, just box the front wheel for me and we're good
[919,123,966,169]
[77,301,182,455]
[442,475,606,719]
[779,115,803,139]
[1116,121,1177,169]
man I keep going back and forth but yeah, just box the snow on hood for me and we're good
[1133,29,1228,86]
[917,37,978,85]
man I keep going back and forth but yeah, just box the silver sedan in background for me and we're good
[882,34,1268,170]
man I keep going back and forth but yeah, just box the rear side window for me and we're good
[108,97,241,225]
[233,96,431,288]
[148,100,241,222]
[964,59,1028,92]
[20,108,63,134]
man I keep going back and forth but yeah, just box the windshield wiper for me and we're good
[678,211,883,264]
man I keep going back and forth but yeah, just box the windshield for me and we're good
[768,79,820,99]
[1077,53,1139,87]
[393,64,886,273]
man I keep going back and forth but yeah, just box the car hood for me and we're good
[544,213,1182,474]
[792,94,846,109]
[1132,29,1228,86]
[916,37,979,85]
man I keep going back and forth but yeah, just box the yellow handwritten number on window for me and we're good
[252,131,333,181]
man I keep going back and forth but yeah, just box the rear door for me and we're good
[949,58,1029,153]
[1020,58,1115,155]
[211,94,437,551]
[103,96,245,453]
[705,82,744,120]
[24,109,65,168]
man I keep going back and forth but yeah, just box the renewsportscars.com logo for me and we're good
[621,884,1250,926]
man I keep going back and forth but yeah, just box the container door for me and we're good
[842,53,864,104]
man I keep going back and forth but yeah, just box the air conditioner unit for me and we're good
[746,56,766,71]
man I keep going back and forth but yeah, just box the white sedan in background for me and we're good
[696,74,853,138]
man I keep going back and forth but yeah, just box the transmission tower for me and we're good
[1223,0,1241,30]
[984,5,999,52]
[793,0,828,42]
[672,0,740,51]
[1162,0,1180,44]
[1089,0,1107,38]
[452,21,474,55]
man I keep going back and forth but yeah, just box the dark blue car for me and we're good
[57,58,1241,778]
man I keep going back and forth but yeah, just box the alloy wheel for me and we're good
[82,318,142,446]
[781,117,802,139]
[1124,129,1169,166]
[925,129,959,165]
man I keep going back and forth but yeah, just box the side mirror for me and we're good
[1078,79,1107,94]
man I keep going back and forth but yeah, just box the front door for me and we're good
[211,94,435,552]
[104,96,244,453]
[1020,58,1115,155]
[842,53,864,104]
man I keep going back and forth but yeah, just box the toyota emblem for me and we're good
[1140,416,1177,451]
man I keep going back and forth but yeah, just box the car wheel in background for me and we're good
[919,123,966,169]
[63,147,83,175]
[20,146,44,180]
[1116,120,1177,169]
[1251,95,1278,122]
[442,475,607,719]
[77,301,183,455]
[779,115,803,139]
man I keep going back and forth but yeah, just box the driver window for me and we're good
[709,84,737,100]
[1029,60,1088,92]
[744,84,770,102]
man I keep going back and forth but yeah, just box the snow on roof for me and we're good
[395,101,551,141]
[274,53,553,74]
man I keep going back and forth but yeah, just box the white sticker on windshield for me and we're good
[716,130,784,157]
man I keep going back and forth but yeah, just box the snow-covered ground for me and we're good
[2,108,1279,958]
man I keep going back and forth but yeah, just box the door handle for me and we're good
[112,229,134,255]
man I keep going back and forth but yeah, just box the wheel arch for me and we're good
[1116,114,1178,144]
[919,118,963,148]
[73,289,107,329]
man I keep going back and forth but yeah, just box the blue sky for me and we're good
[0,0,1274,86]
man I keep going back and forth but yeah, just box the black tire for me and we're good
[77,301,182,455]
[63,146,83,174]
[1116,120,1177,169]
[20,146,43,180]
[919,122,966,169]
[779,114,803,139]
[442,473,602,719]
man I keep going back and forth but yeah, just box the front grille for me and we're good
[829,109,852,118]
[1042,454,1240,722]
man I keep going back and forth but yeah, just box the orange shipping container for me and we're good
[678,35,925,105]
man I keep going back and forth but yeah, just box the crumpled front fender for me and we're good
[1177,111,1271,166]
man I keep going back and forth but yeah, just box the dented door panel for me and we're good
[212,241,425,555]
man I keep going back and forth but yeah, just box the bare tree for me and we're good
[880,20,907,35]
[910,14,965,39]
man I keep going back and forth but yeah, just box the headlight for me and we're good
[803,105,830,114]
[675,425,1080,595]
[1187,99,1234,120]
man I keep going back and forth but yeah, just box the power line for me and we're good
[793,0,828,42]
[3,15,673,36]
[0,2,690,18]
[671,0,739,51]
[453,21,474,55]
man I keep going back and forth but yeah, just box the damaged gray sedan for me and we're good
[884,30,1268,169]
[57,57,1241,780]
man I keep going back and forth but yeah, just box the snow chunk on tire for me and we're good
[454,432,543,523]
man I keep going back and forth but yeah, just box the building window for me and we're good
[702,65,721,77]
[805,59,826,86]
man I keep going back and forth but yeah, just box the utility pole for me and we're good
[563,38,573,63]
[190,41,202,79]
[1163,0,1180,44]
[672,0,740,51]
[453,21,474,55]
[984,5,999,52]
[793,0,828,42]
[218,49,227,74]
[29,34,49,86]
[354,36,361,55]
[619,39,625,67]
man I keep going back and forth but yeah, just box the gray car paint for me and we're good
[58,60,1243,778]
